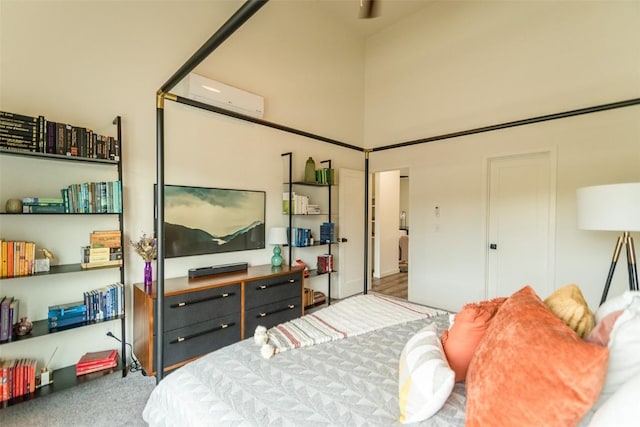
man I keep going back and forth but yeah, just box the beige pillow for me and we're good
[398,323,455,424]
[544,283,595,338]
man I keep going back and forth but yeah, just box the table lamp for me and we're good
[577,182,640,304]
[267,227,288,267]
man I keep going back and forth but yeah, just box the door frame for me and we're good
[482,147,557,299]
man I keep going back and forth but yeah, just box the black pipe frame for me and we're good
[156,0,640,383]
[154,0,268,384]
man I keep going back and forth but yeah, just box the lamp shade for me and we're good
[267,227,288,245]
[577,183,640,231]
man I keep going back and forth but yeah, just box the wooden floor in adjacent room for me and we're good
[371,271,408,300]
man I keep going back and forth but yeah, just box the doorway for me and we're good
[486,151,556,299]
[370,169,409,300]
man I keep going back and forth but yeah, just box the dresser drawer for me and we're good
[245,296,302,334]
[163,312,241,367]
[245,272,302,309]
[163,283,240,332]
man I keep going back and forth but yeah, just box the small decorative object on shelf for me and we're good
[5,198,22,213]
[267,227,288,267]
[304,157,316,183]
[144,262,152,288]
[35,248,55,272]
[14,316,33,336]
[295,258,310,278]
[130,233,157,290]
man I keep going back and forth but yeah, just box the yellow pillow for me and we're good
[544,284,595,338]
[466,286,609,427]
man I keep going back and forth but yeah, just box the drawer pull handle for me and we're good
[255,279,298,291]
[255,304,299,318]
[169,321,236,344]
[169,291,237,309]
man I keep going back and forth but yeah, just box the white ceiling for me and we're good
[315,0,433,37]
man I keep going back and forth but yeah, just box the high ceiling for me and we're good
[315,0,432,37]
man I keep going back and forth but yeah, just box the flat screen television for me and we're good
[155,184,265,258]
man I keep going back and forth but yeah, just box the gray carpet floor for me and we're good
[0,369,156,426]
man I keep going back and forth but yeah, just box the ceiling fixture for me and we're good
[359,0,379,19]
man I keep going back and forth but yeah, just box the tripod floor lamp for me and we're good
[577,182,640,305]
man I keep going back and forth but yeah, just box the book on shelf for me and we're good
[0,358,36,401]
[0,296,14,341]
[83,283,124,321]
[48,301,87,319]
[62,181,122,214]
[315,167,335,185]
[1,110,120,160]
[0,240,36,278]
[76,349,118,376]
[317,254,334,274]
[81,246,123,263]
[48,301,87,330]
[80,259,123,269]
[88,230,122,248]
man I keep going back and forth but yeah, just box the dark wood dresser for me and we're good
[133,264,304,375]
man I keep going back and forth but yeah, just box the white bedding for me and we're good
[143,296,464,426]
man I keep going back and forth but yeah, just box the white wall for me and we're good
[0,1,364,369]
[366,1,640,311]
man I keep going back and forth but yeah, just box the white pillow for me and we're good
[398,323,454,424]
[593,293,640,409]
[595,290,640,323]
[589,371,640,427]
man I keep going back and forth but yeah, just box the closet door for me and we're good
[486,151,556,299]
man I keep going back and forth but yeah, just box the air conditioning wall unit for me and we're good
[178,73,264,119]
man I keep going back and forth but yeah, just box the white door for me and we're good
[487,151,555,299]
[337,168,365,299]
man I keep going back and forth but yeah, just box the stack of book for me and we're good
[0,240,36,278]
[81,230,122,269]
[0,296,20,342]
[0,358,37,401]
[48,301,87,330]
[317,254,334,274]
[319,222,335,243]
[0,110,120,160]
[21,197,65,213]
[75,349,119,376]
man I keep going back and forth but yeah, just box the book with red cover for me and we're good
[76,349,118,371]
[76,360,117,376]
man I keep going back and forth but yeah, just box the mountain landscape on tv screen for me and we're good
[164,221,265,258]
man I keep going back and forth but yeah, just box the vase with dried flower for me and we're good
[130,233,157,290]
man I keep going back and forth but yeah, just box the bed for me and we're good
[143,287,638,427]
[142,294,464,426]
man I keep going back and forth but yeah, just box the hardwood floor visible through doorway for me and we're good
[371,272,408,300]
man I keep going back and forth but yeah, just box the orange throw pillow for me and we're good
[441,297,506,382]
[465,286,609,427]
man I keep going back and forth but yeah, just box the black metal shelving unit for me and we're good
[0,116,127,408]
[281,152,335,307]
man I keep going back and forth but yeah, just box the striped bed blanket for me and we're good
[255,293,447,358]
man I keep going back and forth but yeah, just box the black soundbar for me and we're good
[188,262,248,278]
